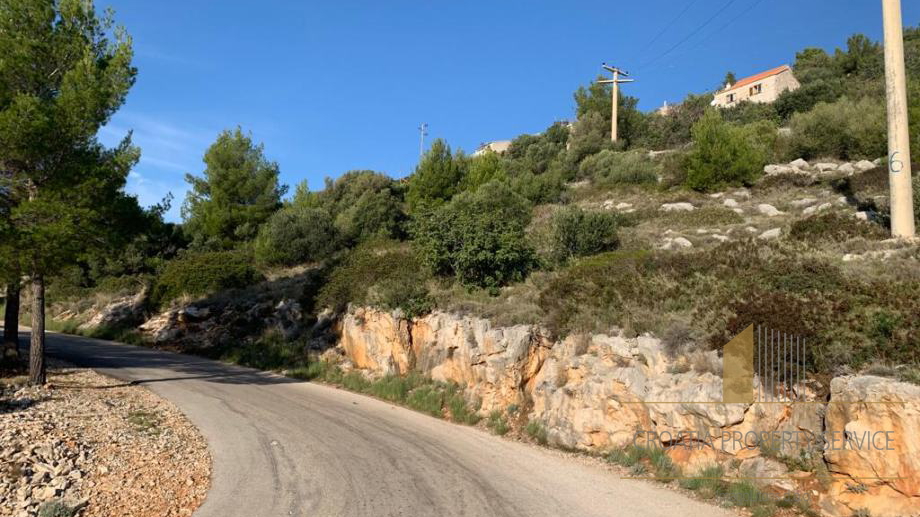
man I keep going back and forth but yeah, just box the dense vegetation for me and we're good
[4,8,920,386]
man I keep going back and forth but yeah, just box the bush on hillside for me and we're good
[788,212,888,243]
[253,205,339,266]
[333,187,405,243]
[788,96,886,160]
[548,207,619,264]
[317,240,432,317]
[577,149,659,186]
[774,79,844,120]
[151,251,261,307]
[567,111,613,163]
[412,181,537,289]
[685,110,766,191]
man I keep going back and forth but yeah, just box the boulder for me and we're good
[816,162,839,173]
[789,158,811,170]
[660,237,693,250]
[790,198,817,208]
[838,163,856,175]
[660,202,695,212]
[764,164,795,176]
[854,160,876,172]
[723,198,739,208]
[757,204,784,217]
[758,228,782,240]
[804,202,832,215]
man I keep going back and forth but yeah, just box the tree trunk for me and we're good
[28,275,45,385]
[3,281,20,359]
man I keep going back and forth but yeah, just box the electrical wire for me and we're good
[635,0,703,62]
[636,0,742,71]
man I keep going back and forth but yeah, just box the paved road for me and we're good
[26,331,731,517]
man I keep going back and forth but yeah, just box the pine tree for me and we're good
[0,0,137,384]
[182,127,287,249]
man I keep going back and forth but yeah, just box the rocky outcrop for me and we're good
[763,158,882,178]
[339,308,553,412]
[332,307,920,516]
[822,376,920,517]
[137,298,306,350]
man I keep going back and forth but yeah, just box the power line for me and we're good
[668,0,766,66]
[637,0,742,71]
[635,0,703,61]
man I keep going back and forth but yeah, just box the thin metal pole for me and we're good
[784,332,788,400]
[757,325,763,402]
[767,329,776,400]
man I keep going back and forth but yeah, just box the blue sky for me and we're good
[98,0,919,221]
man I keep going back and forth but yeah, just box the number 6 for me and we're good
[889,151,903,173]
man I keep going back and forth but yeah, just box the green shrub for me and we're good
[486,410,510,435]
[412,181,538,289]
[548,207,619,264]
[317,240,432,316]
[678,465,727,497]
[788,212,888,243]
[221,329,305,371]
[577,149,659,186]
[685,110,766,191]
[151,251,260,307]
[253,205,338,266]
[727,481,771,508]
[37,500,80,517]
[789,97,886,160]
[525,419,548,445]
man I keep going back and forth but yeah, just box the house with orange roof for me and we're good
[711,65,800,108]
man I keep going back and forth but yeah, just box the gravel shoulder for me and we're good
[1,360,210,517]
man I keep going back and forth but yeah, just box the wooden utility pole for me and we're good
[599,63,634,142]
[882,0,916,238]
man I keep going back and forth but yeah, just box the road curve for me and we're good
[32,331,732,517]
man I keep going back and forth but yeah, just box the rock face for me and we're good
[336,308,813,453]
[822,376,920,517]
[77,290,146,331]
[332,307,920,516]
[340,308,552,412]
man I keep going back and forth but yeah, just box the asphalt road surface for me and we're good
[23,331,732,517]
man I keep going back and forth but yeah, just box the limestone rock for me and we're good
[660,236,693,250]
[758,228,782,240]
[838,163,856,175]
[816,162,839,173]
[803,202,832,215]
[659,202,695,212]
[764,164,794,175]
[790,198,817,208]
[722,198,739,208]
[789,158,811,170]
[854,160,876,172]
[823,376,920,517]
[757,204,784,217]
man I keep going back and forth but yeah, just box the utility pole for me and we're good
[598,63,635,142]
[418,123,429,158]
[882,0,916,238]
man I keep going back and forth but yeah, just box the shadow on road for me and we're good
[10,331,301,387]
